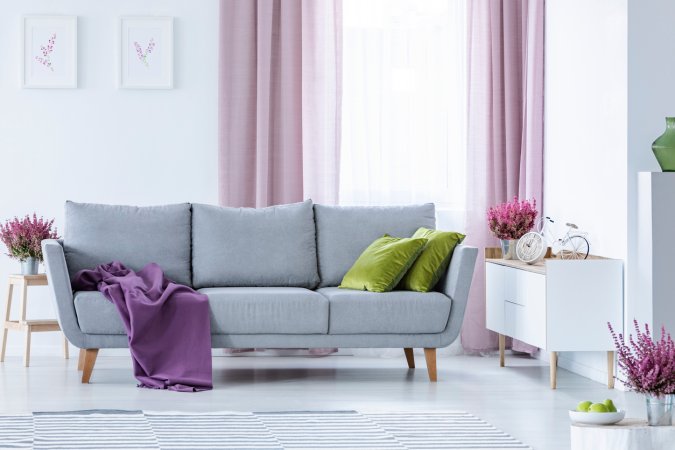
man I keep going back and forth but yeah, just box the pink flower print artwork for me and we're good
[134,38,156,68]
[34,33,56,72]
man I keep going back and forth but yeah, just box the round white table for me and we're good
[571,419,675,450]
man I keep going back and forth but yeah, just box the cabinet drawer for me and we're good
[504,301,546,348]
[504,268,545,307]
[485,262,547,348]
[486,263,506,333]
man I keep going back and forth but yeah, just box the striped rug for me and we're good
[0,410,531,450]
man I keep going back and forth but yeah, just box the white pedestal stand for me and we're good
[571,419,675,450]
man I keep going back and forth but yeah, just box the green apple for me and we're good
[603,399,617,412]
[589,403,609,413]
[576,401,593,412]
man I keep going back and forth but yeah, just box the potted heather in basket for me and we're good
[486,197,538,259]
[0,214,59,275]
[609,320,675,426]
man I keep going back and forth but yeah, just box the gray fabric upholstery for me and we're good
[77,243,476,347]
[318,287,451,334]
[435,244,478,347]
[210,333,457,348]
[60,245,477,351]
[70,333,461,350]
[63,202,192,286]
[314,204,436,287]
[42,240,87,348]
[44,202,479,353]
[192,200,320,289]
[68,242,477,348]
[199,287,328,334]
[74,291,125,335]
[73,287,329,336]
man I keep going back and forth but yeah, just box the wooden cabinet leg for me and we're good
[499,334,505,367]
[404,348,415,368]
[81,349,99,383]
[424,348,437,382]
[63,337,69,360]
[0,327,6,363]
[0,284,13,363]
[20,282,29,367]
[607,351,615,389]
[77,348,85,371]
[550,351,558,389]
[18,282,28,323]
[23,326,31,368]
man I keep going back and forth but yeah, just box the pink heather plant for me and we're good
[0,214,59,262]
[486,197,538,240]
[608,320,675,397]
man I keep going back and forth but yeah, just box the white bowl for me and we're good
[569,409,626,425]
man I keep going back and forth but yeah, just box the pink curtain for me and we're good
[218,0,341,356]
[218,0,342,207]
[461,0,545,353]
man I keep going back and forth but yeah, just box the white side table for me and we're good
[571,419,675,450]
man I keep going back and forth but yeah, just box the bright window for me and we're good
[340,0,467,216]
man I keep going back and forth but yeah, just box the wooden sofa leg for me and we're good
[424,348,437,382]
[404,348,415,368]
[77,348,85,371]
[81,349,99,384]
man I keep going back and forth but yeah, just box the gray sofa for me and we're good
[42,200,477,384]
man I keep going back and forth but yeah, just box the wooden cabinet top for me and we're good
[485,248,618,275]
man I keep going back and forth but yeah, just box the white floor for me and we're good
[0,351,644,450]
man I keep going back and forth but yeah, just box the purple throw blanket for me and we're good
[72,261,213,392]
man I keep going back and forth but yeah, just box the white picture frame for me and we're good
[119,16,173,89]
[22,16,77,89]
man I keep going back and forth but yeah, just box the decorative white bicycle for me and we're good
[516,217,590,264]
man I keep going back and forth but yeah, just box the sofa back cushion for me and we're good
[314,204,436,287]
[64,201,192,286]
[191,200,320,289]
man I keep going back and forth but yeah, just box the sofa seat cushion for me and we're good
[199,287,328,334]
[192,201,320,289]
[74,291,125,335]
[318,287,451,334]
[74,288,330,335]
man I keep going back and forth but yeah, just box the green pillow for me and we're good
[399,228,465,292]
[339,235,428,293]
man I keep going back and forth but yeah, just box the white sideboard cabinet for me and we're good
[485,248,623,389]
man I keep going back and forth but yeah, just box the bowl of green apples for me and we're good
[569,399,625,425]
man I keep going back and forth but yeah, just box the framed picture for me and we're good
[22,16,77,88]
[119,17,173,89]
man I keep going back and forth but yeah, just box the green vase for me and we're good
[652,117,675,171]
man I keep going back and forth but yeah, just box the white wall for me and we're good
[627,0,675,334]
[544,0,627,384]
[0,0,219,357]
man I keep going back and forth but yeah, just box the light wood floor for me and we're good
[0,352,644,450]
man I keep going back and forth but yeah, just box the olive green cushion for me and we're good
[399,228,465,292]
[339,235,428,293]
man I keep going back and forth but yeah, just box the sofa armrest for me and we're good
[42,239,87,348]
[437,244,478,347]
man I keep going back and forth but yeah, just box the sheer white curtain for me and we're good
[341,0,468,356]
[340,0,467,230]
